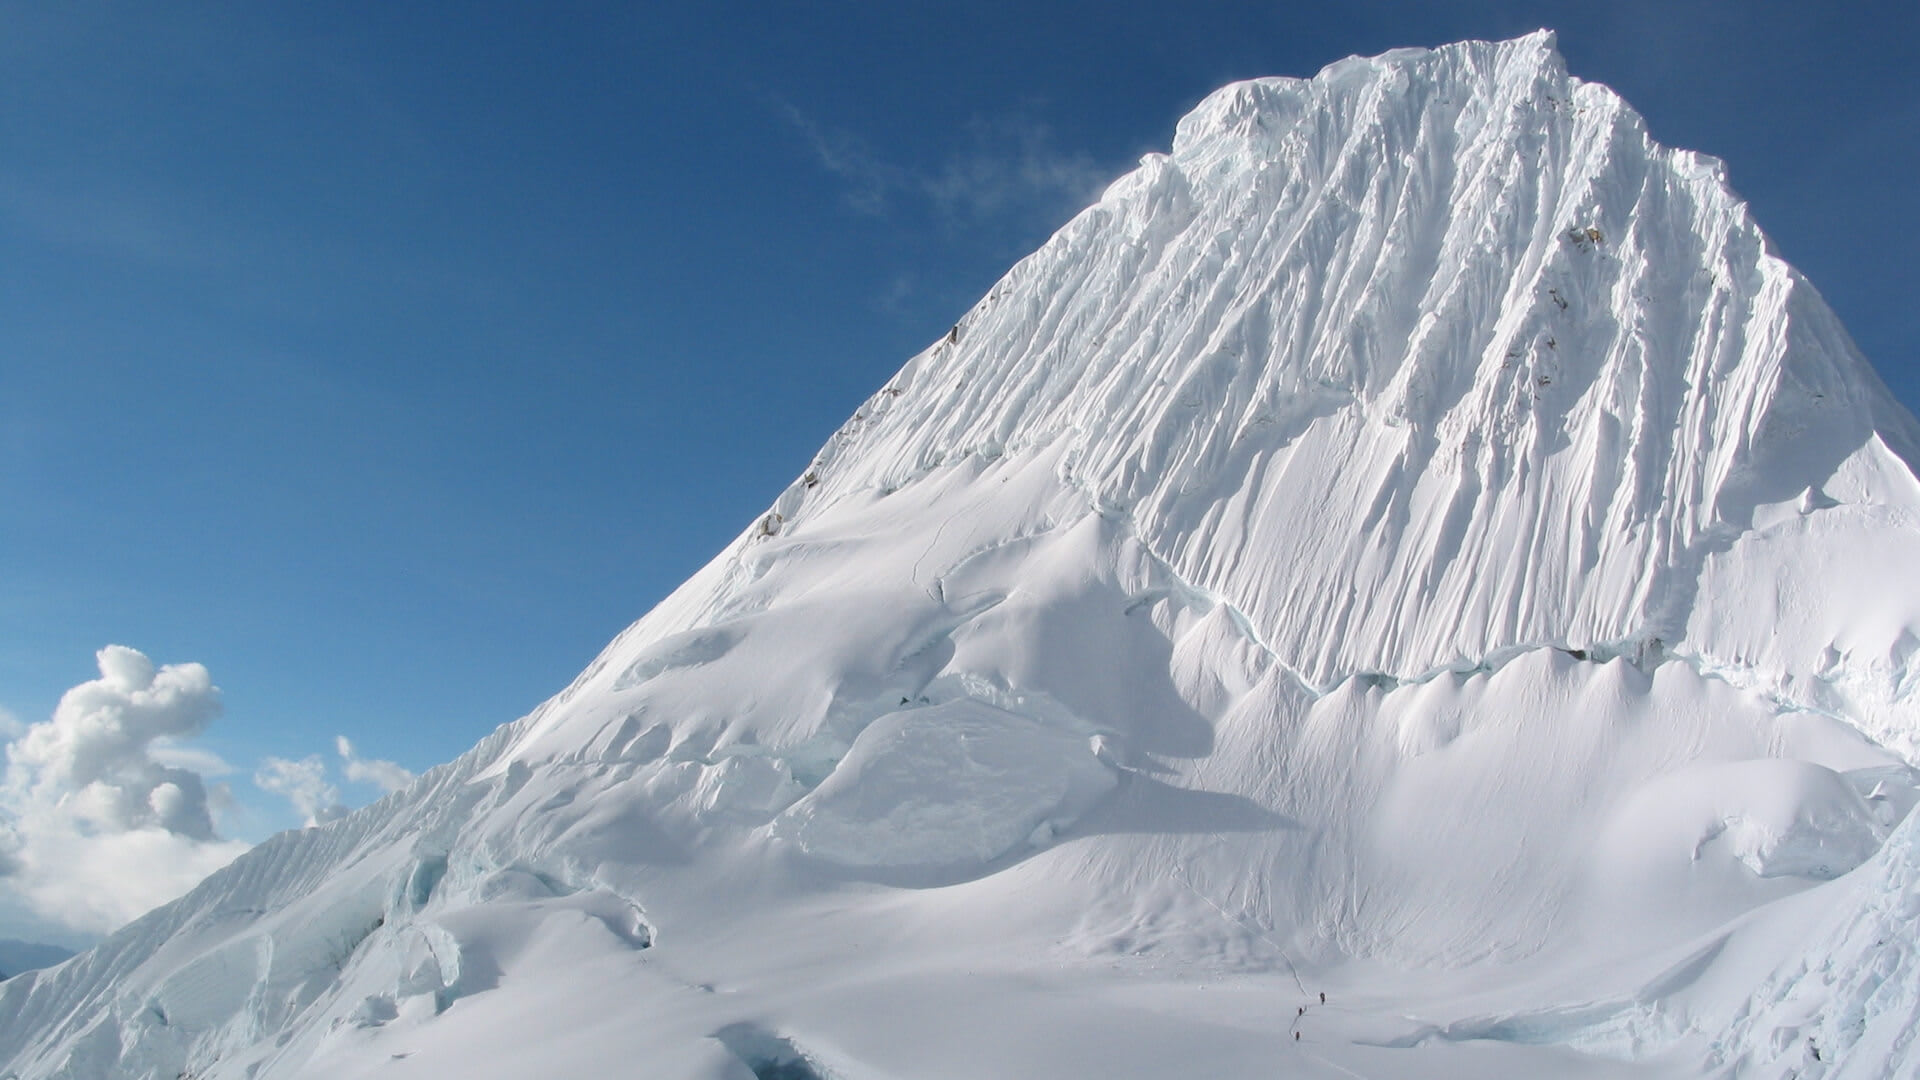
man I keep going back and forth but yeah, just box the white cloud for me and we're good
[775,100,1115,225]
[6,825,245,934]
[253,755,345,828]
[0,646,250,935]
[148,738,235,778]
[8,645,221,836]
[336,735,412,794]
[921,114,1114,224]
[772,99,906,216]
[254,735,411,827]
[0,649,418,937]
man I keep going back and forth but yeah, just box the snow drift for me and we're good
[6,31,1919,1080]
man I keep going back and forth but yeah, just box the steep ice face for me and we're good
[6,32,1920,1080]
[733,29,1917,721]
[502,30,1920,779]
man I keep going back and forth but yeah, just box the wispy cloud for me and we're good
[774,100,1116,226]
[0,171,223,274]
[876,273,917,316]
[774,100,908,217]
[923,114,1116,223]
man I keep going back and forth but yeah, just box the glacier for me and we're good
[6,31,1920,1079]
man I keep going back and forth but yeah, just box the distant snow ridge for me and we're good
[0,940,74,980]
[7,31,1920,1080]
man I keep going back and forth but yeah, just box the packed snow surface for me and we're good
[7,31,1920,1079]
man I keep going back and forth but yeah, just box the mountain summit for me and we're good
[8,33,1920,1079]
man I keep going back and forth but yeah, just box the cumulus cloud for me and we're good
[255,735,412,827]
[337,735,413,794]
[0,647,250,934]
[9,645,220,836]
[254,755,345,828]
[148,739,235,779]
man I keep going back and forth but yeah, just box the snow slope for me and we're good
[6,31,1920,1079]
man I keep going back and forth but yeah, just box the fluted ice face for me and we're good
[606,29,1918,733]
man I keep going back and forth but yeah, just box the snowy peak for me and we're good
[1169,30,1567,165]
[9,34,1920,1080]
[745,33,1918,706]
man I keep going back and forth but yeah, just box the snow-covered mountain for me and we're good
[7,31,1919,1079]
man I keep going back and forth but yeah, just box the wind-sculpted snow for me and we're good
[6,31,1920,1080]
[766,32,1920,721]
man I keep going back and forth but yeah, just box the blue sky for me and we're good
[1,1,1915,944]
